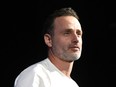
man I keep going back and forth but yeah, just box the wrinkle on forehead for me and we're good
[54,16,82,31]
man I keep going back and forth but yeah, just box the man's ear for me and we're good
[44,34,52,47]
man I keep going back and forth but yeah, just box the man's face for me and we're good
[51,16,83,62]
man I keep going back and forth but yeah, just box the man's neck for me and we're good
[48,50,74,78]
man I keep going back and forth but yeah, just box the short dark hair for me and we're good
[43,7,79,36]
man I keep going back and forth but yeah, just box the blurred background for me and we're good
[2,0,116,87]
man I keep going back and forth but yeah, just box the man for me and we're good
[14,7,83,87]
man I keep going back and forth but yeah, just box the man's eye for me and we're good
[65,32,70,34]
[63,32,71,36]
[76,31,82,36]
[64,32,71,34]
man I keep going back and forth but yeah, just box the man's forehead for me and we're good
[54,16,81,29]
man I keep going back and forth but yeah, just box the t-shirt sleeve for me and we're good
[14,67,40,87]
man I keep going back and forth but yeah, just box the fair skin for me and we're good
[44,16,83,78]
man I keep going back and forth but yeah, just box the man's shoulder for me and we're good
[21,58,48,74]
[14,58,49,86]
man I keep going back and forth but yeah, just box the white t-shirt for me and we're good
[14,58,79,87]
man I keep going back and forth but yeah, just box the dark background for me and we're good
[2,0,116,87]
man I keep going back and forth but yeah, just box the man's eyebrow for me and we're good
[64,28,82,32]
[64,28,72,31]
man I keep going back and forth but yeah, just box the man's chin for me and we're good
[66,56,81,62]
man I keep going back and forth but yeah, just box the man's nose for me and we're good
[72,33,79,43]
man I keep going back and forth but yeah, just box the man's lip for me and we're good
[70,46,80,50]
[70,46,80,48]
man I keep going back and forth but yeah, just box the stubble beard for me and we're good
[52,48,82,62]
[60,51,81,62]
